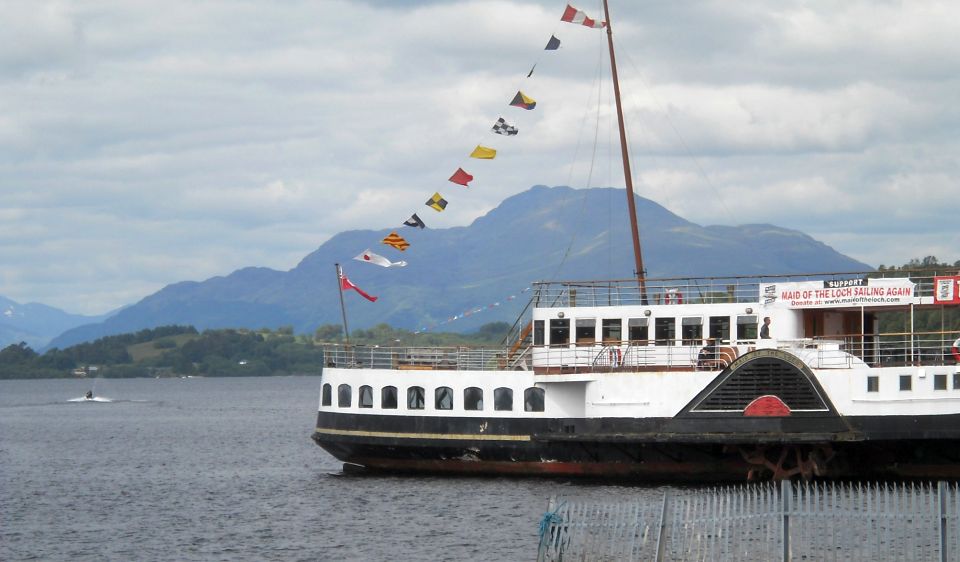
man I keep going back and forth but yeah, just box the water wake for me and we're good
[68,396,113,403]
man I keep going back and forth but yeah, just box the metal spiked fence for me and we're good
[537,481,960,562]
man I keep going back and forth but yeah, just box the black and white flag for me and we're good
[404,213,426,229]
[491,117,518,136]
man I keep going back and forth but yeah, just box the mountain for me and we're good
[0,296,112,350]
[47,186,871,349]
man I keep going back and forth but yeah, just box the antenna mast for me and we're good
[602,0,648,303]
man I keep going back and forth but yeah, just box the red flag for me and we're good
[340,273,377,302]
[448,168,473,187]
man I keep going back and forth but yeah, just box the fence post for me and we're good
[782,479,792,562]
[536,497,554,562]
[940,480,948,562]
[654,489,671,562]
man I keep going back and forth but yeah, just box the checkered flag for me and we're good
[491,117,518,136]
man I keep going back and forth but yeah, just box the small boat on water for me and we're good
[68,393,111,403]
[312,1,960,480]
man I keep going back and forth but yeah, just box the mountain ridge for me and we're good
[0,296,113,350]
[46,185,871,349]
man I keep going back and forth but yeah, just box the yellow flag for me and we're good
[381,231,410,251]
[509,91,537,110]
[470,145,497,159]
[426,193,448,212]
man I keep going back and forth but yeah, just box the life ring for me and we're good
[665,291,684,305]
[952,337,960,363]
[608,347,622,367]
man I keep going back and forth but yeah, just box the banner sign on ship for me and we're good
[934,276,960,304]
[761,277,917,309]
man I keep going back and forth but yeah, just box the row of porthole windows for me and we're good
[322,384,545,412]
[868,373,960,392]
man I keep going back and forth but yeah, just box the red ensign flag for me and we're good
[340,274,377,302]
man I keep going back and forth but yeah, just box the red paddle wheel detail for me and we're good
[743,395,791,417]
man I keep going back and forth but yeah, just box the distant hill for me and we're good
[0,296,111,350]
[47,186,871,349]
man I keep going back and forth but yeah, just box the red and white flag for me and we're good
[354,249,407,268]
[561,4,606,28]
[340,272,378,302]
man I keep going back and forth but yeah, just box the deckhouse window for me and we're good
[736,315,758,341]
[549,319,570,346]
[575,319,596,344]
[435,386,454,410]
[709,316,730,343]
[899,375,912,391]
[681,317,703,345]
[337,384,352,408]
[534,320,545,346]
[524,387,545,412]
[935,374,947,391]
[954,373,960,390]
[867,376,879,393]
[464,387,484,411]
[602,319,622,343]
[407,386,425,410]
[655,318,676,346]
[322,383,332,406]
[628,318,648,343]
[358,385,373,408]
[381,386,398,409]
[494,387,513,411]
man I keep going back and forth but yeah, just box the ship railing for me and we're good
[320,329,960,373]
[807,331,960,368]
[508,344,532,371]
[773,339,861,369]
[767,332,960,369]
[531,331,960,372]
[321,344,524,371]
[534,340,743,372]
[531,271,958,308]
[502,298,535,347]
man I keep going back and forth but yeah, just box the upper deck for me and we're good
[530,271,953,308]
[323,271,960,373]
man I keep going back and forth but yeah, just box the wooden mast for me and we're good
[602,0,648,304]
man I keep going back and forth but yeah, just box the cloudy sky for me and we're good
[2,0,958,315]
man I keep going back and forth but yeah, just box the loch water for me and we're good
[1,376,664,561]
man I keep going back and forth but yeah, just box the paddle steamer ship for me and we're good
[315,273,960,480]
[312,2,960,480]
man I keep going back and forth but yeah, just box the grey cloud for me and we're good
[1,0,958,313]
